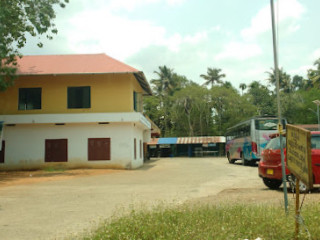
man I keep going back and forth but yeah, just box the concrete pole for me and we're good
[270,0,289,213]
[313,100,320,130]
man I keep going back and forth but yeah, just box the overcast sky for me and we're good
[21,0,320,89]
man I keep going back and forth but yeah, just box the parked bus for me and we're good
[225,116,286,165]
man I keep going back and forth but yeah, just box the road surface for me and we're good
[0,157,275,240]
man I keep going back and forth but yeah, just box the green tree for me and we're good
[170,85,213,136]
[149,66,192,136]
[239,83,247,95]
[307,58,320,88]
[247,81,276,116]
[223,81,233,89]
[266,68,292,93]
[210,86,256,135]
[0,0,69,91]
[292,88,320,124]
[151,66,175,97]
[291,75,304,91]
[150,66,175,136]
[143,96,164,134]
[200,67,226,88]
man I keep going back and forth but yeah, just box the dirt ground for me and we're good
[0,158,319,240]
[1,165,319,206]
[1,164,319,205]
[0,169,123,188]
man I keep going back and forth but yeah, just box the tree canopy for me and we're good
[145,58,320,137]
[0,0,69,91]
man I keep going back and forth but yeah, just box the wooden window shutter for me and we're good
[45,139,68,162]
[88,138,111,161]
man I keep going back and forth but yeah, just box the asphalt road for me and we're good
[0,157,265,240]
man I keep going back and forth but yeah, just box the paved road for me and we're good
[0,157,264,240]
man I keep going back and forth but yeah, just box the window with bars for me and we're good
[68,86,91,109]
[18,88,41,110]
[133,91,142,112]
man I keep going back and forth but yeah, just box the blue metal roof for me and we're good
[157,137,177,144]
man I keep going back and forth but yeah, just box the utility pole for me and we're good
[313,100,320,130]
[270,0,289,213]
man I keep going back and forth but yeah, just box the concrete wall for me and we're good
[0,73,144,115]
[1,122,145,170]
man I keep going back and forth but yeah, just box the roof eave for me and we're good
[133,72,153,96]
[16,71,153,96]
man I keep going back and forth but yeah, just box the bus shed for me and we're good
[147,136,226,158]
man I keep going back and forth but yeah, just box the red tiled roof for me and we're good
[16,53,139,75]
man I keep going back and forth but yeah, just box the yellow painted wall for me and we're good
[0,73,144,114]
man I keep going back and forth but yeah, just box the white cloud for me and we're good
[241,0,305,41]
[245,67,268,79]
[311,48,320,60]
[289,65,313,78]
[68,7,208,59]
[68,11,164,59]
[215,42,262,61]
[105,0,185,11]
[107,0,158,12]
[184,31,208,44]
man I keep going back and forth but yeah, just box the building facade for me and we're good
[0,54,152,170]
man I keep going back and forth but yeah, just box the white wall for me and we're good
[131,123,145,169]
[1,122,145,170]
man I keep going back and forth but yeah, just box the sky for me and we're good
[21,0,320,90]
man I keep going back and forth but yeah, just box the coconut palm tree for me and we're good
[151,65,175,97]
[239,83,247,95]
[150,65,176,137]
[308,58,320,88]
[200,68,226,88]
[266,68,292,93]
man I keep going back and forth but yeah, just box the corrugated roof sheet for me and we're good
[177,136,225,144]
[14,53,152,95]
[147,136,226,145]
[157,137,178,144]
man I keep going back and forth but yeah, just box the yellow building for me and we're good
[0,53,152,170]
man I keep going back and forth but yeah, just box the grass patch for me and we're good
[82,203,320,240]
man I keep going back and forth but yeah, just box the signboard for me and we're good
[159,144,170,148]
[286,124,313,189]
